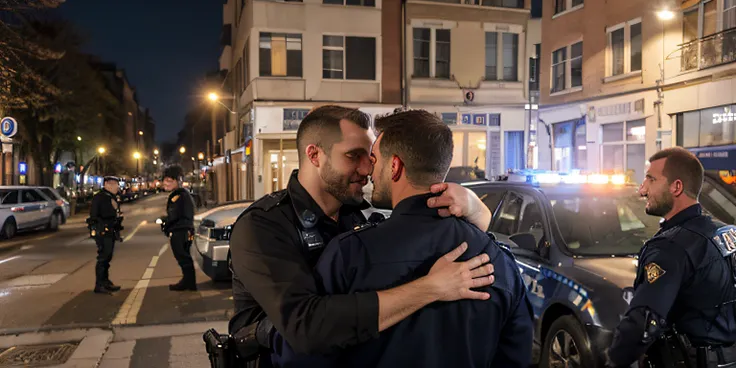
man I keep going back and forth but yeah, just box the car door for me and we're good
[20,189,48,228]
[0,189,20,226]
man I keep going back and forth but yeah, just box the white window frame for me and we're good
[553,0,584,18]
[323,35,345,79]
[550,39,583,95]
[599,120,646,174]
[485,31,521,82]
[412,26,452,79]
[605,18,642,79]
[724,0,736,31]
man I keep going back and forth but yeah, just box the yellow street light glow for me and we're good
[138,130,144,136]
[198,152,205,160]
[153,149,159,155]
[133,152,141,160]
[98,147,106,154]
[77,136,82,141]
[657,9,675,21]
[179,146,186,154]
[207,92,219,102]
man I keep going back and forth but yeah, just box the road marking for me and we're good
[112,243,168,325]
[123,221,148,243]
[0,256,20,265]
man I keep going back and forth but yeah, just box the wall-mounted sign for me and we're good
[464,90,475,104]
[712,110,734,125]
[283,109,310,131]
[1,117,18,138]
[689,145,736,170]
[472,114,487,126]
[19,162,27,175]
[461,114,472,125]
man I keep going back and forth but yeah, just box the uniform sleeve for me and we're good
[90,194,101,219]
[230,210,379,355]
[607,240,692,367]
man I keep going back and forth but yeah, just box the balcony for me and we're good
[681,27,736,72]
[419,0,524,9]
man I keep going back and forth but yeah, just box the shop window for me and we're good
[505,131,525,171]
[451,131,464,168]
[468,132,487,172]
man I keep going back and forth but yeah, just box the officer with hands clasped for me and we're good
[606,147,736,367]
[87,175,124,295]
[159,165,198,292]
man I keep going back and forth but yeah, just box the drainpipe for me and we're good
[401,0,408,109]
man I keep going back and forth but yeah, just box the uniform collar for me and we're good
[286,170,369,228]
[392,192,441,218]
[660,204,702,232]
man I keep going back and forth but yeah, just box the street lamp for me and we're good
[153,149,159,156]
[98,147,105,155]
[138,130,144,136]
[656,9,676,130]
[198,152,205,160]
[133,152,141,160]
[133,151,141,177]
[657,9,675,21]
[179,146,186,154]
[77,136,82,142]
[208,92,219,102]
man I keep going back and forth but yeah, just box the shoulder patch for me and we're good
[171,195,180,203]
[645,262,666,284]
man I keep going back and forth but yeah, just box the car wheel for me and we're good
[2,219,17,240]
[47,212,61,231]
[540,315,595,368]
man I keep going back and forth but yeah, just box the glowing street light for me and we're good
[138,130,144,136]
[179,146,186,154]
[198,152,205,160]
[207,92,219,102]
[133,152,141,160]
[657,9,675,21]
[98,147,106,155]
[77,136,82,141]
[153,149,159,156]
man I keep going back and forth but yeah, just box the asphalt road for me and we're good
[0,193,233,335]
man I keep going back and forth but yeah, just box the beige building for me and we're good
[405,0,534,178]
[218,0,401,200]
[538,0,736,183]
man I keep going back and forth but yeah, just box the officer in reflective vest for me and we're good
[606,147,736,367]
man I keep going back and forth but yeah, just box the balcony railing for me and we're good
[681,27,736,72]
[422,0,524,9]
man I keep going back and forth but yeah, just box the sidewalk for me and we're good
[0,321,227,368]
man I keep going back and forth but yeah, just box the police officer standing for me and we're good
[161,165,197,292]
[88,176,123,295]
[606,147,736,367]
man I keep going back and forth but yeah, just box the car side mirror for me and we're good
[509,233,537,252]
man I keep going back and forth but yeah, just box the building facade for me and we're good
[538,0,736,184]
[405,0,534,179]
[219,0,401,200]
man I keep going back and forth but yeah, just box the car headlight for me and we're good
[210,225,233,241]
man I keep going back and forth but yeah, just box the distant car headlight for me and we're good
[210,225,233,241]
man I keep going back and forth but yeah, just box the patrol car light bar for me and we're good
[508,170,627,186]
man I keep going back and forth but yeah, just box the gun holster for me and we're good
[204,329,242,368]
[85,218,98,238]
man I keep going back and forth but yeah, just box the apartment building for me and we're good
[405,0,534,178]
[217,0,401,200]
[538,0,736,183]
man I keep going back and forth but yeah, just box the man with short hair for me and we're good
[89,176,123,295]
[280,110,533,367]
[161,165,197,291]
[606,147,736,367]
[228,105,496,364]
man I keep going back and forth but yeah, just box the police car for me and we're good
[458,170,734,368]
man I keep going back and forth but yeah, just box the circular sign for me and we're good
[464,90,475,103]
[1,117,18,138]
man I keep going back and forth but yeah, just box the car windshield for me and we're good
[545,187,661,256]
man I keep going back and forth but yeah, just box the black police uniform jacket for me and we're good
[608,204,736,366]
[228,170,378,355]
[164,188,195,233]
[90,189,119,233]
[274,193,535,368]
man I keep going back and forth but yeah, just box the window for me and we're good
[21,190,43,203]
[441,112,457,125]
[600,120,646,183]
[323,36,376,80]
[324,0,375,6]
[40,188,59,200]
[485,32,519,81]
[502,33,518,81]
[485,32,497,80]
[726,0,736,30]
[551,42,582,93]
[505,131,525,171]
[607,20,642,78]
[492,192,523,236]
[480,0,524,9]
[551,47,566,93]
[259,33,302,77]
[0,190,18,205]
[555,0,583,15]
[473,188,506,214]
[413,28,451,79]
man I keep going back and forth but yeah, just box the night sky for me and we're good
[58,0,223,144]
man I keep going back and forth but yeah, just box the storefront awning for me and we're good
[688,145,736,170]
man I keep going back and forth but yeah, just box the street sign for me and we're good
[1,117,18,138]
